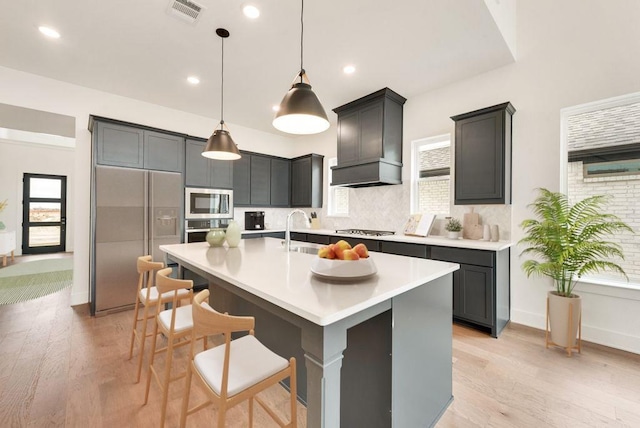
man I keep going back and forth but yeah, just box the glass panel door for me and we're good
[22,173,67,254]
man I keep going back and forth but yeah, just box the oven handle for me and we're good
[185,228,211,233]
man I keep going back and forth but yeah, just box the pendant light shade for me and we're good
[203,28,241,160]
[273,0,329,135]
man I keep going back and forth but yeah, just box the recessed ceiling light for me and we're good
[38,26,60,39]
[243,5,260,19]
[343,65,356,75]
[187,76,200,85]
[272,105,280,112]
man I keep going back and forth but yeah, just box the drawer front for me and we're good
[430,246,494,267]
[380,241,427,258]
[307,234,331,245]
[289,232,307,242]
[262,231,285,239]
[330,236,381,252]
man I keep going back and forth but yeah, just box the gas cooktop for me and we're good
[335,229,396,237]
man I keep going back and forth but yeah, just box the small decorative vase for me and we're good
[225,220,241,248]
[447,231,460,239]
[0,221,5,231]
[206,228,226,247]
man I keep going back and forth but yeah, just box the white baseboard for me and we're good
[511,309,640,355]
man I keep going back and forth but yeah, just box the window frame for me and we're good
[327,157,349,217]
[410,134,451,214]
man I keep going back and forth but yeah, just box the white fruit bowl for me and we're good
[310,257,377,281]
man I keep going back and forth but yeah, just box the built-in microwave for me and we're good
[185,187,233,219]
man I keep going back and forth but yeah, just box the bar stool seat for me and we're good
[157,305,194,334]
[139,286,190,305]
[194,334,290,397]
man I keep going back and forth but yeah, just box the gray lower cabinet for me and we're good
[94,120,184,173]
[380,241,428,258]
[291,154,324,208]
[430,245,509,338]
[185,139,233,188]
[242,231,285,239]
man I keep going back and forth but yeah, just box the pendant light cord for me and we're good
[300,0,304,82]
[220,35,225,126]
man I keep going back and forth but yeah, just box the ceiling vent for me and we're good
[167,0,205,25]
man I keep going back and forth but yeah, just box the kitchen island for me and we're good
[161,238,459,428]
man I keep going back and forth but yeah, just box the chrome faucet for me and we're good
[285,209,310,252]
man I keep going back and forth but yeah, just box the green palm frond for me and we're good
[518,188,633,297]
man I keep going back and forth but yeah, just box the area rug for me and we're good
[0,258,73,305]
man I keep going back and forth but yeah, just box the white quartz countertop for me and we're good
[161,238,458,326]
[242,227,513,251]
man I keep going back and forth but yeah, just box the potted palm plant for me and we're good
[519,188,632,355]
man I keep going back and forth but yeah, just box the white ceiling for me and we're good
[0,0,515,136]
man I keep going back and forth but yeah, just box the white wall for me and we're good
[0,65,296,306]
[1,0,639,353]
[0,139,75,253]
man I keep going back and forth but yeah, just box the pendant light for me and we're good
[273,0,329,135]
[203,28,241,160]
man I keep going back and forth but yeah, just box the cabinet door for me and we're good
[144,130,185,172]
[337,110,359,165]
[270,158,291,207]
[454,109,505,204]
[96,121,144,168]
[456,264,494,326]
[185,140,210,187]
[291,157,311,207]
[250,155,271,206]
[358,100,384,161]
[233,154,251,205]
[210,159,233,189]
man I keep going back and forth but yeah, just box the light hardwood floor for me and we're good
[1,260,639,427]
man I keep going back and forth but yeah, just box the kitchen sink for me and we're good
[286,245,319,255]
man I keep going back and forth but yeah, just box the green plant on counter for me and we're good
[445,217,462,232]
[519,188,633,297]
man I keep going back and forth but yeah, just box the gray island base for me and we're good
[161,238,458,427]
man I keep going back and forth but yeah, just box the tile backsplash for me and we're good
[234,183,512,241]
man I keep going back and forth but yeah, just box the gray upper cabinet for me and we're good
[250,155,271,206]
[94,119,184,173]
[291,154,324,208]
[185,139,233,188]
[96,121,144,168]
[233,154,251,206]
[144,130,184,172]
[451,102,515,205]
[270,158,291,207]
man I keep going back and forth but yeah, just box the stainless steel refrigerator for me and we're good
[92,165,182,315]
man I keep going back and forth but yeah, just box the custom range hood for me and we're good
[330,88,406,187]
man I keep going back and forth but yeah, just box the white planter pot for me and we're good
[548,291,581,349]
[447,231,461,239]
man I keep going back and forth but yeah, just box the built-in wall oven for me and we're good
[185,187,233,219]
[184,219,231,243]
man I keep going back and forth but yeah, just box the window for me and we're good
[411,134,451,216]
[327,158,349,216]
[562,92,640,284]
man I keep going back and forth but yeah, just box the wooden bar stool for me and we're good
[128,256,172,383]
[180,289,297,428]
[144,267,205,428]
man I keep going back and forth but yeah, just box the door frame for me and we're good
[22,173,67,254]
